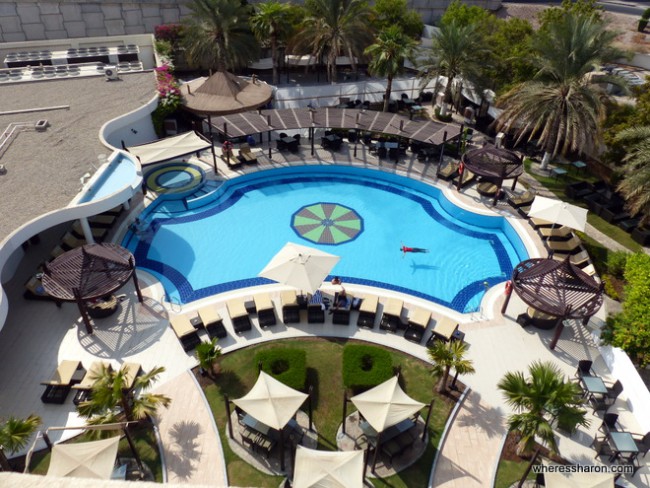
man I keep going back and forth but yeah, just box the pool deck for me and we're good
[0,142,648,487]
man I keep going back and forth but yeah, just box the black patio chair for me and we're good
[633,432,650,458]
[575,360,594,379]
[598,413,619,437]
[605,380,623,406]
[592,437,615,460]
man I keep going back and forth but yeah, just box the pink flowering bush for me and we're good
[152,64,181,135]
[154,24,184,44]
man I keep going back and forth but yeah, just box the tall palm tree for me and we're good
[497,361,589,487]
[494,11,626,170]
[183,0,259,72]
[294,0,374,83]
[615,126,650,223]
[365,26,418,112]
[77,364,171,430]
[251,1,295,85]
[417,20,490,116]
[427,340,475,393]
[0,415,41,471]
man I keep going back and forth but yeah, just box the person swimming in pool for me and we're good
[401,244,429,256]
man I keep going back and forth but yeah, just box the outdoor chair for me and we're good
[356,295,378,328]
[598,413,619,437]
[605,380,623,406]
[60,232,86,251]
[632,227,650,246]
[565,181,594,200]
[227,298,252,333]
[237,144,258,165]
[377,146,387,159]
[618,217,641,233]
[539,226,572,241]
[71,220,108,242]
[122,362,142,390]
[575,360,595,379]
[254,293,277,328]
[41,360,85,404]
[528,218,553,229]
[600,204,630,224]
[331,292,353,325]
[404,307,430,343]
[88,214,118,229]
[453,169,477,189]
[307,291,326,323]
[427,316,458,345]
[547,236,582,255]
[381,439,403,465]
[198,305,228,339]
[72,361,112,405]
[553,250,590,268]
[169,314,202,352]
[436,161,459,180]
[507,190,536,209]
[592,437,616,460]
[632,432,650,458]
[380,298,405,333]
[281,290,300,324]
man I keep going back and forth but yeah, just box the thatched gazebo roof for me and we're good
[508,257,603,349]
[42,243,143,334]
[181,71,273,116]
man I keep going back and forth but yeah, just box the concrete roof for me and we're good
[0,72,156,241]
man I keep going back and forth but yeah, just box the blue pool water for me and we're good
[124,166,529,313]
[78,153,138,203]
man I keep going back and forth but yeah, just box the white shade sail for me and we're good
[233,371,308,430]
[351,376,425,432]
[545,471,614,488]
[528,196,588,232]
[293,446,364,488]
[258,242,340,294]
[46,436,120,480]
[126,131,212,165]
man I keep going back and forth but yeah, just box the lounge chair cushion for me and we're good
[383,298,403,317]
[360,295,378,314]
[41,360,83,386]
[169,314,195,338]
[281,290,298,307]
[254,293,274,312]
[409,308,430,328]
[198,306,222,326]
[433,317,458,341]
[72,362,112,390]
[227,299,248,319]
[122,363,142,389]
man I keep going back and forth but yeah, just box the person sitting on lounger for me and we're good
[401,245,429,256]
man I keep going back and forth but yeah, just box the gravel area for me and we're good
[0,72,156,241]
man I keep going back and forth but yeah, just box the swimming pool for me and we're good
[125,165,529,313]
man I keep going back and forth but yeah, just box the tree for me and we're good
[538,0,603,29]
[417,20,491,115]
[365,26,418,112]
[251,1,295,85]
[440,0,492,31]
[196,338,223,378]
[183,0,259,72]
[372,0,423,39]
[497,361,589,487]
[293,0,374,83]
[77,364,171,430]
[0,415,41,471]
[494,11,626,169]
[427,340,475,393]
[614,126,650,222]
[485,18,536,94]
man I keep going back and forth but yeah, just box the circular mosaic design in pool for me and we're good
[145,163,204,194]
[291,202,363,245]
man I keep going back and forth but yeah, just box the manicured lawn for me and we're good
[494,459,534,488]
[202,338,454,488]
[27,423,163,481]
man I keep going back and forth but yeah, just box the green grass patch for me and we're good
[342,344,393,392]
[494,459,535,488]
[257,348,307,391]
[202,338,454,488]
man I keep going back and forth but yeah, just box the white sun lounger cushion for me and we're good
[122,363,142,389]
[42,360,82,386]
[360,295,378,314]
[72,362,112,390]
[409,308,431,328]
[227,299,248,319]
[383,298,403,317]
[281,290,298,307]
[254,293,274,312]
[170,314,195,338]
[434,317,458,340]
[198,306,222,325]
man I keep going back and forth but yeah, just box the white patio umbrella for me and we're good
[46,436,120,480]
[233,371,308,430]
[351,376,425,432]
[528,196,588,232]
[293,446,364,488]
[545,471,614,488]
[258,242,340,294]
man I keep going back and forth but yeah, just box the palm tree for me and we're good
[183,0,259,72]
[497,361,589,487]
[427,340,475,393]
[365,26,418,112]
[251,1,295,85]
[0,415,41,471]
[293,0,374,83]
[417,20,490,116]
[494,11,626,170]
[77,364,171,430]
[196,338,222,378]
[615,126,650,223]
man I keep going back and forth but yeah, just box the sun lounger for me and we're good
[539,225,572,240]
[72,362,112,405]
[88,214,118,228]
[380,298,405,332]
[529,218,553,229]
[122,362,142,389]
[71,221,109,242]
[237,143,259,165]
[254,293,277,327]
[307,291,326,324]
[198,305,228,339]
[41,360,85,404]
[61,232,86,251]
[426,317,458,346]
[332,292,353,325]
[552,249,590,267]
[507,190,536,209]
[281,290,300,324]
[547,235,581,254]
[102,205,125,218]
[453,169,477,189]
[404,307,431,343]
[436,162,459,181]
[357,295,379,328]
[23,274,56,302]
[227,298,252,333]
[169,314,202,351]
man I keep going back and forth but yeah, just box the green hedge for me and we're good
[639,19,648,32]
[342,344,393,392]
[256,348,307,391]
[602,253,650,366]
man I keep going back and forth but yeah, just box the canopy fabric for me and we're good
[233,371,308,430]
[181,71,273,116]
[461,145,523,180]
[258,242,340,294]
[512,257,603,319]
[545,471,614,488]
[528,196,588,232]
[47,436,120,480]
[126,131,212,166]
[293,446,364,488]
[351,376,425,432]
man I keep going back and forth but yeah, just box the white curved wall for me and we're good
[100,92,159,150]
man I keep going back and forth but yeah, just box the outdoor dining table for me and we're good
[581,375,608,397]
[607,431,640,462]
[360,418,415,447]
[243,413,274,438]
[281,136,298,151]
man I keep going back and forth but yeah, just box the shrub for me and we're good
[151,64,181,136]
[605,251,628,278]
[639,19,648,32]
[601,275,619,301]
[256,348,307,391]
[342,344,393,392]
[154,24,184,43]
[643,8,650,19]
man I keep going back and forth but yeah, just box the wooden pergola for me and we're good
[457,145,523,205]
[41,243,143,334]
[502,257,604,349]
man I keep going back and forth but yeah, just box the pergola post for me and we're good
[207,115,213,137]
[42,432,53,450]
[342,391,348,435]
[130,258,144,303]
[225,395,233,439]
[308,385,314,431]
[422,399,434,441]
[457,123,464,154]
[210,143,217,173]
[280,428,285,471]
[371,431,382,473]
[74,288,93,334]
[511,175,519,191]
[310,127,315,156]
[550,317,566,350]
[123,426,145,477]
[437,131,448,176]
[78,217,95,245]
[492,178,503,206]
